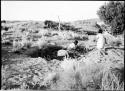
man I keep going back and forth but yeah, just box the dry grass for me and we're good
[1,20,124,90]
[47,56,124,90]
[1,57,59,90]
[34,37,48,49]
[103,31,124,47]
[50,30,82,40]
[2,34,124,90]
[12,40,23,52]
[38,29,50,36]
[41,47,124,90]
[12,38,33,52]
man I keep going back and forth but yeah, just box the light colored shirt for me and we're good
[96,33,105,50]
[67,43,76,50]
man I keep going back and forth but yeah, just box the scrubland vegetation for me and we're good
[1,19,124,90]
[1,1,124,90]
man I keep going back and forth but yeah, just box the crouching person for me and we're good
[67,40,78,57]
[67,40,78,51]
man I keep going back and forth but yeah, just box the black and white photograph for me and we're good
[1,1,124,90]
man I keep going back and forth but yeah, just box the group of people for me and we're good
[57,28,107,59]
[12,28,107,60]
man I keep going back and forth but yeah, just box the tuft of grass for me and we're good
[51,31,82,40]
[45,52,124,90]
[38,29,50,36]
[101,65,124,90]
[2,39,12,46]
[12,40,23,52]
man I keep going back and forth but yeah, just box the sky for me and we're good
[1,1,107,22]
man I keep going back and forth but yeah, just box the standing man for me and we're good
[96,29,105,50]
[96,29,107,60]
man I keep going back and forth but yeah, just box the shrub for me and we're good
[103,31,123,47]
[47,59,103,90]
[1,20,6,23]
[97,1,125,35]
[101,64,124,90]
[12,40,23,52]
[21,37,33,48]
[39,29,50,36]
[2,39,12,46]
[45,57,124,90]
[44,20,77,31]
[55,31,81,40]
[2,26,9,31]
[1,30,6,36]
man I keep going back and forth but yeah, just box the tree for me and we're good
[97,1,125,35]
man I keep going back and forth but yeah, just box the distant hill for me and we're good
[71,18,101,27]
[74,18,101,23]
[70,18,102,33]
[1,18,103,34]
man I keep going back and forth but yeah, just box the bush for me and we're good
[2,26,9,31]
[44,20,77,31]
[45,57,124,90]
[12,40,23,52]
[2,40,12,46]
[97,1,125,35]
[1,20,6,23]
